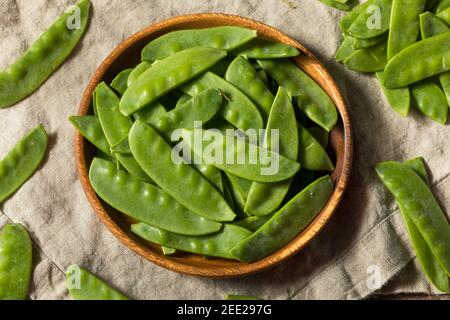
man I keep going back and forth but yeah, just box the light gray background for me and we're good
[0,0,449,299]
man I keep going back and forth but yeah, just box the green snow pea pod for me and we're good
[131,223,252,260]
[233,215,271,232]
[114,153,152,182]
[0,125,47,203]
[69,116,112,155]
[352,32,387,49]
[222,173,236,210]
[339,0,379,32]
[127,61,152,88]
[344,40,388,72]
[411,80,448,124]
[426,0,440,10]
[225,173,252,201]
[129,121,235,222]
[231,176,334,262]
[335,36,356,62]
[318,0,359,11]
[175,94,192,109]
[231,38,299,59]
[420,12,450,39]
[225,56,274,122]
[375,71,411,117]
[245,87,299,216]
[89,158,221,235]
[347,0,393,39]
[181,129,301,183]
[257,59,338,131]
[225,295,263,300]
[110,136,131,154]
[0,224,32,300]
[120,48,227,115]
[111,69,133,96]
[0,0,90,108]
[257,69,269,85]
[223,173,247,216]
[66,265,128,300]
[161,246,177,255]
[435,0,450,13]
[384,33,450,88]
[298,123,334,171]
[437,7,450,24]
[209,58,233,77]
[375,161,450,276]
[404,157,429,183]
[440,73,450,108]
[308,126,329,148]
[141,26,257,61]
[182,71,264,132]
[387,0,426,61]
[133,101,167,124]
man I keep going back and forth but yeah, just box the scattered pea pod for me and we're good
[376,72,410,117]
[347,0,392,39]
[318,0,359,11]
[353,33,387,49]
[344,40,387,72]
[335,36,356,62]
[411,80,448,124]
[339,0,378,32]
[230,38,299,59]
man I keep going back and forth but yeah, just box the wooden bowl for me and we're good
[75,13,353,278]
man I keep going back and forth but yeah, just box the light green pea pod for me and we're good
[0,0,90,108]
[193,160,224,193]
[437,7,450,24]
[174,94,192,109]
[318,0,359,11]
[0,224,32,300]
[231,176,334,262]
[0,125,48,203]
[225,295,263,300]
[133,101,167,124]
[257,70,269,86]
[111,68,133,95]
[339,0,379,32]
[110,136,131,154]
[344,40,388,72]
[66,265,128,300]
[233,215,271,232]
[161,247,177,256]
[231,38,299,59]
[69,116,111,155]
[226,173,253,201]
[335,36,356,62]
[131,223,252,260]
[298,123,334,171]
[347,0,392,39]
[411,80,448,124]
[376,71,410,117]
[127,61,152,87]
[435,0,450,13]
[223,173,247,217]
[120,48,227,115]
[353,32,387,49]
[114,153,152,182]
[308,126,329,148]
[419,12,450,39]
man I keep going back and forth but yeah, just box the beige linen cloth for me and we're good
[0,0,449,300]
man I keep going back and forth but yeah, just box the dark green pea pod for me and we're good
[298,123,334,171]
[231,38,299,59]
[376,72,410,117]
[344,40,387,72]
[233,215,271,232]
[347,0,392,39]
[307,126,329,149]
[110,68,133,95]
[0,0,90,108]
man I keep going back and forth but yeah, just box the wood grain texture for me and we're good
[74,13,353,278]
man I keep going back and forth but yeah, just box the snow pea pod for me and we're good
[89,158,221,235]
[181,129,301,183]
[115,153,152,182]
[231,38,299,59]
[131,223,252,260]
[245,88,299,216]
[141,26,257,61]
[384,33,450,88]
[347,0,392,39]
[66,265,128,300]
[335,36,356,62]
[110,136,131,154]
[404,157,429,184]
[225,173,252,201]
[339,0,378,32]
[129,121,235,222]
[182,72,264,132]
[225,56,274,122]
[69,116,112,155]
[435,0,450,13]
[420,12,450,39]
[257,59,338,131]
[437,7,450,24]
[376,71,410,117]
[353,33,387,49]
[120,48,226,116]
[223,173,247,216]
[0,0,90,108]
[0,224,32,300]
[233,216,271,232]
[375,161,450,276]
[127,61,152,87]
[411,80,448,124]
[318,0,359,11]
[298,123,334,171]
[231,176,334,262]
[161,246,177,255]
[111,68,133,95]
[0,125,47,203]
[344,40,388,72]
[133,102,167,124]
[308,126,329,148]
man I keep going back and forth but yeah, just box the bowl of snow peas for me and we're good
[72,13,353,277]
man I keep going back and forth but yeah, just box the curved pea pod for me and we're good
[233,215,271,232]
[127,61,152,87]
[420,12,450,39]
[339,0,378,32]
[181,129,300,183]
[226,173,252,201]
[0,125,48,203]
[318,0,358,11]
[0,224,32,300]
[245,87,299,216]
[182,72,264,132]
[129,121,235,222]
[384,33,450,88]
[347,0,392,39]
[375,161,450,276]
[133,101,167,124]
[131,223,252,260]
[69,116,111,155]
[404,157,429,184]
[225,56,274,122]
[353,32,387,49]
[344,40,387,72]
[175,94,192,109]
[436,0,450,13]
[120,48,226,116]
[298,123,334,171]
[257,59,337,131]
[110,136,131,154]
[437,7,450,24]
[375,71,410,117]
[231,176,334,262]
[231,38,299,59]
[411,80,448,124]
[335,36,356,62]
[89,158,221,235]
[66,265,128,300]
[141,26,257,61]
[0,0,90,108]
[111,68,133,95]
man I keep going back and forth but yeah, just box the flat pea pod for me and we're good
[387,0,426,61]
[318,0,359,11]
[375,161,450,276]
[110,68,133,95]
[66,265,128,300]
[131,223,252,260]
[127,61,152,87]
[0,224,32,300]
[353,32,387,49]
[231,176,334,262]
[225,56,274,122]
[133,102,167,124]
[335,36,356,62]
[69,116,112,155]
[298,123,334,171]
[233,215,271,232]
[225,295,263,300]
[223,173,247,216]
[141,26,257,61]
[339,0,379,32]
[175,94,192,109]
[230,38,299,59]
[0,125,48,203]
[437,7,450,24]
[0,0,90,108]
[182,72,264,132]
[129,121,235,222]
[110,136,131,154]
[115,153,152,182]
[404,157,429,183]
[245,87,299,216]
[257,59,338,131]
[411,80,448,124]
[344,40,388,72]
[120,48,227,116]
[420,12,450,39]
[375,71,411,117]
[435,0,450,13]
[181,129,301,183]
[347,0,393,39]
[89,158,221,235]
[225,173,252,201]
[383,33,450,88]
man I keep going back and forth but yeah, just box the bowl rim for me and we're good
[74,13,353,278]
